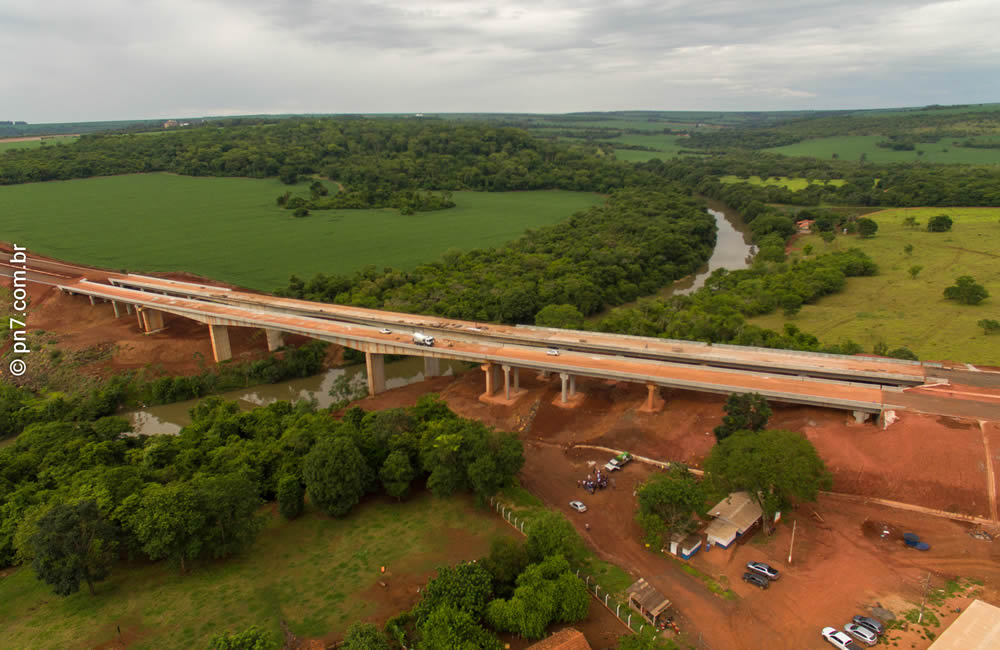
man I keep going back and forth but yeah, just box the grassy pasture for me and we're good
[749,208,1000,364]
[0,493,515,649]
[719,175,846,190]
[0,135,79,151]
[766,135,1000,164]
[0,173,603,290]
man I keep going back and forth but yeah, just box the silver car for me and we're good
[844,623,878,647]
[746,561,780,580]
[569,500,587,513]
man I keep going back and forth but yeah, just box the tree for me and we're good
[636,465,703,548]
[908,265,922,279]
[903,243,914,255]
[927,215,953,232]
[418,604,501,650]
[713,392,772,442]
[209,626,279,650]
[856,218,878,238]
[303,437,367,517]
[902,216,920,229]
[485,554,588,640]
[414,561,494,623]
[525,510,587,565]
[341,622,390,650]
[978,319,1000,335]
[534,303,585,330]
[379,449,416,500]
[943,276,989,305]
[30,500,117,596]
[123,482,206,573]
[277,475,304,519]
[480,537,529,598]
[820,231,835,244]
[802,244,813,256]
[195,474,266,559]
[704,429,832,534]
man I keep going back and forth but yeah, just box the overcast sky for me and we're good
[3,0,999,123]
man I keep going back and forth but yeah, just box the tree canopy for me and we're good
[635,465,704,548]
[943,276,989,305]
[30,500,117,596]
[713,393,772,442]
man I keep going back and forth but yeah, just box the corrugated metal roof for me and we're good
[708,491,763,531]
[627,578,671,616]
[526,628,592,650]
[928,600,1000,650]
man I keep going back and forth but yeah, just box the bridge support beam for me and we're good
[265,329,284,352]
[852,410,870,424]
[559,373,576,403]
[209,324,232,362]
[112,301,121,318]
[125,303,133,315]
[140,309,165,334]
[640,383,665,413]
[502,365,512,400]
[89,295,95,306]
[424,357,441,378]
[366,352,386,397]
[481,362,501,396]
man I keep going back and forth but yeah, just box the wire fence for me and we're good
[487,497,664,636]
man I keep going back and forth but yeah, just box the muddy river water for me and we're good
[126,201,753,434]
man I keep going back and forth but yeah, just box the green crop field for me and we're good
[767,135,1000,164]
[719,175,846,190]
[0,173,603,289]
[0,135,79,151]
[0,493,515,649]
[749,208,1000,364]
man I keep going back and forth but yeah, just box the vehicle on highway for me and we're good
[821,627,859,649]
[850,616,884,636]
[746,561,780,581]
[604,451,633,471]
[378,328,392,334]
[843,623,878,647]
[569,500,587,513]
[412,332,435,346]
[741,572,769,589]
[546,348,560,356]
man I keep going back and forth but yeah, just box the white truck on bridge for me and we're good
[412,332,435,346]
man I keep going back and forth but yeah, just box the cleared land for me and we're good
[0,493,516,649]
[0,173,603,289]
[750,207,1000,364]
[719,175,846,190]
[767,135,1000,164]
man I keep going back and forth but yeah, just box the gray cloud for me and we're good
[1,0,997,122]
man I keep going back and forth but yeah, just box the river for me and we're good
[127,200,753,434]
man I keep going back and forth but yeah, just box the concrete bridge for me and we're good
[60,275,914,419]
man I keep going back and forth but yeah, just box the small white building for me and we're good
[704,491,762,548]
[668,532,703,559]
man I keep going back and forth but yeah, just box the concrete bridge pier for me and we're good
[424,357,441,378]
[89,295,96,306]
[126,303,133,315]
[481,362,501,396]
[559,372,577,403]
[209,324,232,362]
[112,301,121,318]
[139,308,165,334]
[852,410,870,424]
[502,365,517,400]
[265,329,284,352]
[640,383,665,413]
[366,352,386,397]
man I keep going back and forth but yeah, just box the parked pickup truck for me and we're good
[604,451,633,471]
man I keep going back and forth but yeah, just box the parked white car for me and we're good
[822,627,859,650]
[546,348,560,356]
[569,500,587,513]
[378,328,392,334]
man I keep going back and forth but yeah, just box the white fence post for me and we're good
[616,603,620,617]
[519,521,524,533]
[628,614,632,628]
[640,624,644,634]
[605,594,609,606]
[594,584,599,595]
[586,575,590,585]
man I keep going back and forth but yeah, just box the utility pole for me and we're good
[787,520,797,564]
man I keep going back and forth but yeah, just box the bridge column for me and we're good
[424,357,441,378]
[265,329,284,352]
[641,383,665,412]
[143,309,165,333]
[560,373,570,403]
[89,295,95,306]
[136,308,144,330]
[366,352,386,397]
[852,410,870,424]
[125,303,133,315]
[209,324,232,362]
[112,301,121,318]
[502,365,512,400]
[481,362,500,396]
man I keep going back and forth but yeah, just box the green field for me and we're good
[749,208,1000,364]
[0,493,514,649]
[767,135,1000,164]
[0,173,603,289]
[719,175,846,190]
[0,135,79,151]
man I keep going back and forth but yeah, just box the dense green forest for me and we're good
[278,187,716,322]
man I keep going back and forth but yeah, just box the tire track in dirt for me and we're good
[981,420,999,523]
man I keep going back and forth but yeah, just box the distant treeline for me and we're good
[278,186,716,324]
